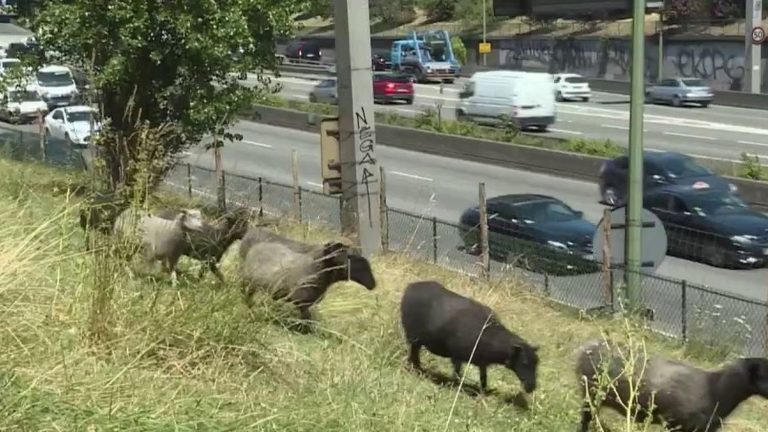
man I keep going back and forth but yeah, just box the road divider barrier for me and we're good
[243,104,768,210]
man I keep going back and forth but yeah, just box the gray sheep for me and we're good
[238,229,376,323]
[575,338,768,432]
[112,207,205,285]
[400,280,539,394]
[154,206,254,282]
[78,190,128,250]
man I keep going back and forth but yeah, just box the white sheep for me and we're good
[112,207,205,285]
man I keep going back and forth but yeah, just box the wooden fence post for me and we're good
[38,109,46,162]
[291,149,300,221]
[602,208,613,308]
[379,166,388,252]
[186,163,192,198]
[213,135,225,211]
[479,182,490,279]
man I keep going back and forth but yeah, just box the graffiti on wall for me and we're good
[668,45,745,90]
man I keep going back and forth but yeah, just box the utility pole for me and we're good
[745,0,764,93]
[333,0,381,258]
[624,0,647,308]
[482,0,487,66]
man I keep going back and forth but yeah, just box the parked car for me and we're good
[308,78,337,104]
[0,57,21,75]
[373,72,414,105]
[283,39,322,62]
[553,73,591,102]
[35,65,79,110]
[645,78,714,108]
[6,40,45,63]
[0,87,48,124]
[458,194,598,276]
[44,105,101,147]
[598,151,739,206]
[644,185,768,269]
[456,70,556,131]
[372,52,392,71]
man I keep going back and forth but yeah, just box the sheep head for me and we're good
[318,241,376,290]
[220,206,253,240]
[178,209,205,232]
[505,342,540,394]
[747,358,768,398]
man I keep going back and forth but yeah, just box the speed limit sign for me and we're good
[752,26,766,44]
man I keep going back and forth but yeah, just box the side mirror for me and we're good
[575,210,584,218]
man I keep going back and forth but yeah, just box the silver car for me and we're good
[308,78,337,104]
[645,78,714,108]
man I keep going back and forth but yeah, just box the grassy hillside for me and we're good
[1,156,767,431]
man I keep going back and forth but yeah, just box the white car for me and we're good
[0,86,48,124]
[0,58,21,75]
[553,73,591,102]
[35,65,79,110]
[44,105,101,147]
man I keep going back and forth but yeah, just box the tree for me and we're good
[418,0,456,22]
[370,0,416,25]
[32,0,305,194]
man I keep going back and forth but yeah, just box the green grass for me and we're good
[1,157,767,431]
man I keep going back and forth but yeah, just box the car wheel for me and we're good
[405,97,414,105]
[703,241,727,268]
[64,132,74,146]
[644,92,652,104]
[556,91,564,102]
[308,93,317,103]
[602,186,617,206]
[582,97,590,102]
[700,102,710,108]
[672,95,682,107]
[456,110,468,122]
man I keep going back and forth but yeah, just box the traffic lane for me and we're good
[185,121,768,301]
[276,84,768,163]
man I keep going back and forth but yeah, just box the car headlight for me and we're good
[426,65,432,71]
[729,183,738,192]
[731,235,757,243]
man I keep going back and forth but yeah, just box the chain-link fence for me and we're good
[1,125,766,358]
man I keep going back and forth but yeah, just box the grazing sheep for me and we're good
[112,207,206,284]
[237,225,310,261]
[575,338,768,432]
[400,280,539,394]
[155,206,254,281]
[78,191,128,250]
[239,232,376,322]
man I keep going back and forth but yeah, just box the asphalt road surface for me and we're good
[262,72,768,164]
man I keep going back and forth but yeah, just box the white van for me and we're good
[455,70,556,131]
[0,84,48,124]
[34,65,79,110]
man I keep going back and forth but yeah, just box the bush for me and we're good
[451,35,467,65]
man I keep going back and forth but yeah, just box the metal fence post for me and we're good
[602,208,613,308]
[258,176,264,217]
[186,163,192,198]
[681,280,688,342]
[291,149,300,221]
[379,166,388,252]
[432,216,438,264]
[220,170,226,211]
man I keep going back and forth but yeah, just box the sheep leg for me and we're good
[578,401,594,432]
[451,359,463,379]
[208,261,225,283]
[408,343,422,371]
[477,365,488,393]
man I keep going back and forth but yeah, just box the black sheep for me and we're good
[239,231,376,322]
[155,206,254,281]
[575,338,768,432]
[400,280,539,394]
[78,190,128,250]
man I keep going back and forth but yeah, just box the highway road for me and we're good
[176,120,767,355]
[262,72,768,164]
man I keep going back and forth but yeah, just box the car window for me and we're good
[318,79,336,88]
[681,78,705,87]
[662,156,713,178]
[52,111,62,120]
[564,76,587,83]
[515,200,580,222]
[668,196,688,213]
[554,76,561,83]
[614,156,629,170]
[645,194,666,210]
[644,160,664,177]
[661,79,678,87]
[687,193,748,216]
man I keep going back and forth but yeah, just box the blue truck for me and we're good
[390,30,461,83]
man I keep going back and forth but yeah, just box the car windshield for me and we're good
[376,74,411,83]
[318,79,336,88]
[377,52,391,61]
[8,90,39,102]
[37,70,74,87]
[688,193,749,216]
[1,60,21,70]
[66,110,97,123]
[682,78,706,87]
[565,76,587,83]
[516,200,581,222]
[662,156,713,178]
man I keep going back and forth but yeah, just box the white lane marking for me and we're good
[738,140,768,148]
[663,132,716,140]
[390,170,433,181]
[243,140,273,149]
[307,181,323,188]
[549,128,583,135]
[601,124,628,130]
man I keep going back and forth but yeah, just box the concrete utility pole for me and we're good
[333,0,381,257]
[745,0,764,93]
[624,0,647,308]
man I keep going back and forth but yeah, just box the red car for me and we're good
[373,73,414,105]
